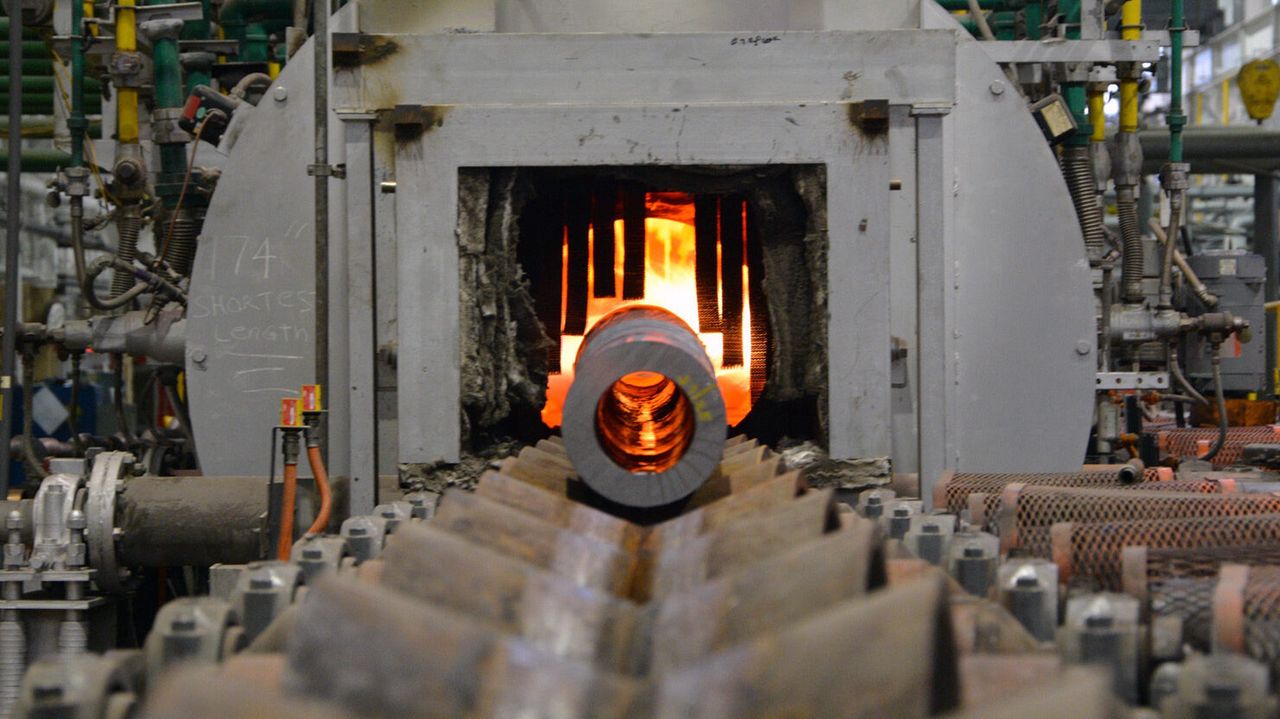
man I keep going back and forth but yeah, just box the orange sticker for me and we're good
[280,398,302,427]
[301,384,323,412]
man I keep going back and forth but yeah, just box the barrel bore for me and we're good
[564,305,726,507]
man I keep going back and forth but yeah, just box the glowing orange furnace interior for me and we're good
[541,192,757,430]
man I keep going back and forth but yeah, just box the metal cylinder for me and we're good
[1116,188,1144,303]
[114,475,268,567]
[0,616,24,719]
[1123,544,1280,653]
[1061,144,1107,264]
[111,208,143,299]
[995,484,1280,559]
[563,305,726,508]
[934,468,1170,515]
[161,208,202,278]
[1158,426,1280,466]
[1053,513,1280,590]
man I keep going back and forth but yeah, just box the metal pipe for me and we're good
[1,0,24,495]
[562,305,727,508]
[1148,217,1216,308]
[1116,188,1143,302]
[1202,346,1228,462]
[1062,145,1108,263]
[1167,0,1186,163]
[114,475,270,566]
[312,0,329,456]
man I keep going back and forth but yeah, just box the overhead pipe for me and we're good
[1157,0,1188,309]
[1,0,25,495]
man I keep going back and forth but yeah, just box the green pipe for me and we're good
[147,2,191,203]
[19,59,52,75]
[0,41,50,55]
[0,99,102,115]
[1059,0,1092,146]
[1168,0,1185,162]
[69,0,85,167]
[0,150,72,173]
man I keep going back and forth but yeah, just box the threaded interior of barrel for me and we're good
[595,371,695,473]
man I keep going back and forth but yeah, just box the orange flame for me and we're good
[542,193,753,428]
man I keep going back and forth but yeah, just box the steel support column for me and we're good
[913,106,953,508]
[1256,172,1278,394]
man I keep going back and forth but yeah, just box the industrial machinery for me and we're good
[7,0,1280,715]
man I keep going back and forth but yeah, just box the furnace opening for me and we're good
[455,166,828,453]
[595,371,695,473]
[536,190,759,429]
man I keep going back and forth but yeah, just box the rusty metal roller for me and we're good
[1158,425,1280,465]
[1213,564,1280,679]
[988,484,1280,557]
[1122,544,1280,652]
[1052,514,1280,590]
[563,305,727,508]
[966,478,1237,533]
[934,467,1173,515]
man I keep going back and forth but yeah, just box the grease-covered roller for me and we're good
[564,305,727,508]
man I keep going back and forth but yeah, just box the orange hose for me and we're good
[276,461,297,561]
[305,445,332,535]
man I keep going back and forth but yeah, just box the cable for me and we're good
[276,460,297,561]
[1201,345,1228,463]
[304,445,331,536]
[1168,343,1208,406]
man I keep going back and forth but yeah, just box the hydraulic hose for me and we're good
[1159,191,1184,309]
[1061,145,1108,263]
[1149,217,1217,307]
[1201,346,1228,462]
[1168,343,1208,406]
[276,461,297,561]
[1116,189,1144,303]
[305,445,331,535]
[110,210,144,299]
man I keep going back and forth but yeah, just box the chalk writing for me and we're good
[730,35,781,46]
[188,290,316,319]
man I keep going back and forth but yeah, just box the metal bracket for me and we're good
[86,451,129,594]
[307,163,346,179]
[849,99,890,134]
[979,38,1169,65]
[1096,372,1170,390]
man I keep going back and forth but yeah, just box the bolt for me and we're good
[866,495,882,506]
[1084,614,1114,629]
[347,526,368,537]
[32,684,64,701]
[6,511,22,533]
[1076,340,1091,356]
[893,507,910,518]
[67,510,86,530]
[989,81,1005,96]
[190,349,207,365]
[273,86,288,103]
